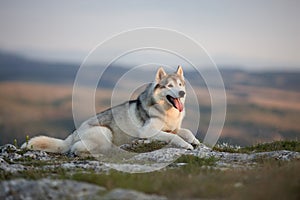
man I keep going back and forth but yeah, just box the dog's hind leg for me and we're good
[70,126,113,156]
[70,141,90,156]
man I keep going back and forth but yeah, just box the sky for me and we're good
[0,0,299,70]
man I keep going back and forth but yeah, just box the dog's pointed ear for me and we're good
[176,65,184,79]
[155,67,166,83]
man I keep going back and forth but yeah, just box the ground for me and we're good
[1,140,300,199]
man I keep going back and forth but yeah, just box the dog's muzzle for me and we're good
[166,95,184,112]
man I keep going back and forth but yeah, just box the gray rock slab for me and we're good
[103,188,167,200]
[1,143,300,173]
[0,179,168,200]
[0,178,106,200]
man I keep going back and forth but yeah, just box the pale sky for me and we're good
[0,0,299,70]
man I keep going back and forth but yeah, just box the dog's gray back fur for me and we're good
[84,83,157,145]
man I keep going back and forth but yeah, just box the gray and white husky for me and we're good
[22,66,200,155]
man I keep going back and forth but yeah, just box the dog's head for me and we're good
[153,66,186,112]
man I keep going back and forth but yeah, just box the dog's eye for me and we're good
[168,84,173,88]
[179,83,182,86]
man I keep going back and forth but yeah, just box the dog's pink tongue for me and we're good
[174,98,183,112]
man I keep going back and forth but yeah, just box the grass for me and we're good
[68,159,300,199]
[121,140,167,153]
[241,140,300,152]
[214,140,300,153]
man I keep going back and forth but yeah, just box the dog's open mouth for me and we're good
[166,95,183,112]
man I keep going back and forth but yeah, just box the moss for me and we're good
[241,140,300,153]
[13,159,52,167]
[213,146,239,153]
[0,168,70,181]
[214,140,300,153]
[122,140,167,153]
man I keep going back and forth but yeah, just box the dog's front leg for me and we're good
[138,120,194,150]
[150,131,194,150]
[176,128,200,147]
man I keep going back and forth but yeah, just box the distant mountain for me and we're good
[219,69,300,92]
[0,51,127,88]
[0,51,299,91]
[0,51,78,84]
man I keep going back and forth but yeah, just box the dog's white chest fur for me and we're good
[162,108,184,132]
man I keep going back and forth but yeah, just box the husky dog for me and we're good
[22,66,200,155]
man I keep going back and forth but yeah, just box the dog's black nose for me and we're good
[179,91,185,97]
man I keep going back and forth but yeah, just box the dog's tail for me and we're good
[21,135,73,153]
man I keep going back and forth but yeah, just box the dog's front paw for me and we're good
[173,139,194,150]
[191,138,200,148]
[171,135,194,150]
[182,142,194,150]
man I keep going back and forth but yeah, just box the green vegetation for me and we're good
[13,139,18,148]
[25,135,30,146]
[123,140,167,153]
[241,140,300,152]
[0,168,69,181]
[214,140,300,153]
[76,160,299,199]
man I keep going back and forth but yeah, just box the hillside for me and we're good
[1,51,300,91]
[0,51,299,146]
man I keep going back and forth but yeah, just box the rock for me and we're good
[103,188,167,200]
[0,144,18,154]
[22,150,51,161]
[0,157,26,173]
[132,148,186,163]
[1,142,299,199]
[1,142,300,173]
[0,178,106,200]
[59,160,111,173]
[0,144,22,162]
[253,150,300,161]
[0,179,167,200]
[104,163,170,173]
